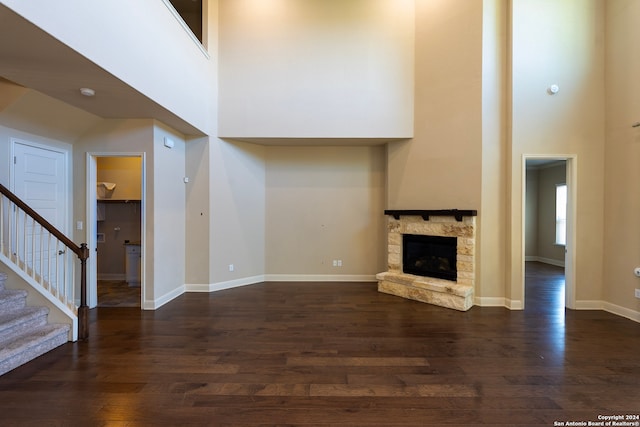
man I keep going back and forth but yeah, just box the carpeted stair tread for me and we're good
[0,288,28,312]
[0,306,49,344]
[0,323,70,376]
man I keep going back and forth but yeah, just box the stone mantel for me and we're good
[377,210,477,311]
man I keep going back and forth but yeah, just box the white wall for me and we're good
[151,124,187,306]
[2,0,212,134]
[218,0,414,139]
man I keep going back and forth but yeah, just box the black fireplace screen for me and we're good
[402,234,457,281]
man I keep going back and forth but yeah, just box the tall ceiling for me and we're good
[0,4,204,136]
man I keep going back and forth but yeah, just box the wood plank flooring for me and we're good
[0,262,639,426]
[97,280,140,308]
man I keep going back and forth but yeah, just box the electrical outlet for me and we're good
[228,264,234,272]
[635,289,640,299]
[332,260,338,267]
[337,260,342,267]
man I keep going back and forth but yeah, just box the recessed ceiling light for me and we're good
[79,87,95,97]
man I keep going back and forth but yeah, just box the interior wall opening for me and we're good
[524,158,568,315]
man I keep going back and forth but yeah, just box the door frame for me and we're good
[521,154,577,309]
[86,152,146,309]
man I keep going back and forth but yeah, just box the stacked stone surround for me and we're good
[376,213,476,311]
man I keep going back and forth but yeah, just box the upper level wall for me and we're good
[509,0,605,304]
[217,0,414,139]
[1,0,213,135]
[604,0,640,316]
[386,0,483,209]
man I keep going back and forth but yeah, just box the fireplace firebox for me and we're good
[403,234,457,281]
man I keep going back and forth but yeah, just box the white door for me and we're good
[12,140,68,292]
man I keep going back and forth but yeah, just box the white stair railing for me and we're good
[0,183,89,340]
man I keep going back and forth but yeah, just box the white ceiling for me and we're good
[0,4,204,136]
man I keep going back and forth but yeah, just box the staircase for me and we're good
[0,272,70,376]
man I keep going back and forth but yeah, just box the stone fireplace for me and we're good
[376,210,477,311]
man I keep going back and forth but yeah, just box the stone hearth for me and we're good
[376,210,476,311]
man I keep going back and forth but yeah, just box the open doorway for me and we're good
[87,154,145,308]
[524,157,575,313]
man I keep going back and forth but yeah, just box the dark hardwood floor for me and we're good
[97,280,140,308]
[1,262,639,426]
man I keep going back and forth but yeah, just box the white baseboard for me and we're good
[505,299,523,310]
[474,297,508,307]
[574,300,640,323]
[185,275,266,293]
[602,301,640,323]
[184,274,377,294]
[574,300,603,310]
[143,285,185,310]
[265,274,377,282]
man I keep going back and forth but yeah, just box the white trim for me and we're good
[572,300,640,324]
[506,299,523,310]
[186,275,266,293]
[574,300,602,310]
[266,274,377,282]
[184,274,377,294]
[143,285,185,310]
[87,152,146,310]
[475,297,508,307]
[601,301,640,323]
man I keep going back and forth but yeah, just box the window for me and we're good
[555,184,567,245]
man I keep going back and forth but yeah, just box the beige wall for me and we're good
[209,139,266,285]
[479,0,508,303]
[185,138,210,286]
[74,119,187,308]
[265,146,386,278]
[525,168,539,257]
[387,0,483,209]
[509,0,605,307]
[604,0,640,317]
[3,0,640,324]
[97,157,142,200]
[218,0,414,139]
[386,0,485,296]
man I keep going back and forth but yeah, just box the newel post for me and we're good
[78,243,90,341]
